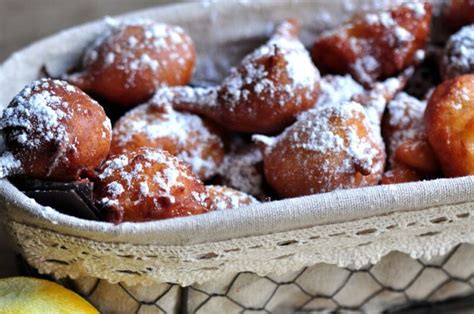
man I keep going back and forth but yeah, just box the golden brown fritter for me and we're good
[0,79,111,181]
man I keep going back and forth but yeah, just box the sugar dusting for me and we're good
[294,102,377,158]
[0,79,106,178]
[0,151,21,178]
[113,96,223,179]
[315,75,364,108]
[81,17,193,87]
[220,20,320,109]
[271,101,382,190]
[315,72,407,131]
[0,79,73,149]
[355,73,410,130]
[97,148,207,208]
[151,85,218,110]
[207,185,259,211]
[384,92,427,164]
[442,24,474,80]
[317,2,427,85]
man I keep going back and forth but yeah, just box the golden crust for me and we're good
[425,74,474,177]
[172,20,321,134]
[110,103,224,180]
[382,92,439,176]
[94,148,210,223]
[381,165,423,185]
[312,3,431,85]
[393,139,439,174]
[66,20,195,107]
[0,79,111,181]
[257,101,385,198]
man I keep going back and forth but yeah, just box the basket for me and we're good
[0,0,473,313]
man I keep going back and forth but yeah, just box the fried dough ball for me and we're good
[383,92,439,173]
[110,94,224,180]
[94,148,210,223]
[0,79,111,181]
[172,20,321,134]
[382,93,435,184]
[312,2,431,86]
[425,74,474,177]
[394,139,439,174]
[380,165,423,185]
[254,101,385,197]
[441,25,474,80]
[444,0,474,31]
[65,18,196,107]
[315,69,412,144]
[206,185,259,211]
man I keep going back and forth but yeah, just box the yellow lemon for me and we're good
[0,277,98,314]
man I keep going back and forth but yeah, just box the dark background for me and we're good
[0,0,184,62]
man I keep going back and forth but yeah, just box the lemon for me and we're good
[0,277,98,314]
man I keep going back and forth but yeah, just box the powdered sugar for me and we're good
[105,52,115,65]
[352,55,378,85]
[0,79,72,149]
[363,9,414,45]
[98,155,129,180]
[259,100,384,194]
[387,92,426,131]
[393,26,413,43]
[207,185,259,211]
[271,101,381,179]
[403,2,426,18]
[128,36,138,47]
[107,181,124,197]
[0,151,21,178]
[153,168,180,201]
[97,149,201,207]
[0,79,78,177]
[315,75,364,108]
[112,100,223,180]
[355,72,410,130]
[292,102,377,161]
[139,53,159,71]
[191,191,208,205]
[384,92,427,162]
[0,78,111,179]
[82,17,193,86]
[442,24,474,80]
[220,22,319,109]
[152,86,218,110]
[139,181,150,196]
[317,2,427,85]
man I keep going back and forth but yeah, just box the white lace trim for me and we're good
[8,202,474,286]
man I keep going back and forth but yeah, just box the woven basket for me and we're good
[1,0,473,313]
